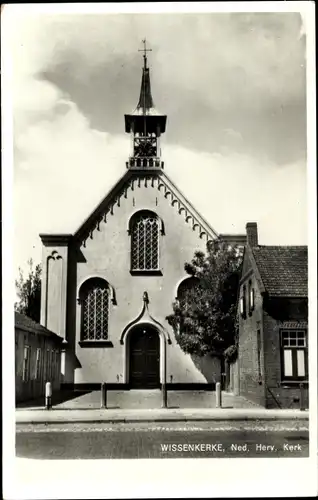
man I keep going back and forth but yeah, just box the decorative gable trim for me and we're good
[161,172,219,242]
[74,170,219,248]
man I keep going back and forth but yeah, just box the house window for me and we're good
[46,348,50,381]
[80,278,109,341]
[281,330,308,381]
[240,285,247,318]
[35,348,41,380]
[51,350,55,379]
[130,211,160,271]
[55,351,59,375]
[22,346,30,382]
[248,280,255,315]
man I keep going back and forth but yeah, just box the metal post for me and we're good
[45,381,52,410]
[299,383,305,411]
[216,382,222,408]
[162,337,167,408]
[101,382,107,409]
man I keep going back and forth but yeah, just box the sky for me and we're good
[9,7,308,278]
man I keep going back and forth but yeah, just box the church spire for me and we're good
[136,39,154,114]
[125,40,167,170]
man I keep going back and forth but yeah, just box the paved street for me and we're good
[16,421,309,459]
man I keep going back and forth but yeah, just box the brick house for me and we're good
[236,223,308,409]
[15,312,63,403]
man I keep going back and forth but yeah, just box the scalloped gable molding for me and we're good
[74,171,219,248]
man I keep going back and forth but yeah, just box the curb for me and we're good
[16,415,309,425]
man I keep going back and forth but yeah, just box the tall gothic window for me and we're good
[130,211,161,271]
[79,278,109,341]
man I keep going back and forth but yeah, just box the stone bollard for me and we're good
[216,382,222,408]
[45,381,52,410]
[101,382,107,409]
[299,383,305,411]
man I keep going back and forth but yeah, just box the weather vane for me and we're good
[138,38,152,68]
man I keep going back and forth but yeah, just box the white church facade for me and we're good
[39,46,246,391]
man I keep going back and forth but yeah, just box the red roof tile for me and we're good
[251,246,307,298]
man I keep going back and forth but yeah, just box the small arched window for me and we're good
[129,211,162,272]
[79,278,109,341]
[177,277,201,309]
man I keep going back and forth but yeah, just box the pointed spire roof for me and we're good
[134,65,157,115]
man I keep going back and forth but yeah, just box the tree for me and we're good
[15,259,42,323]
[166,240,243,359]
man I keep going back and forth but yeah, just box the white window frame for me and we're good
[51,350,55,379]
[281,329,308,381]
[240,285,247,318]
[22,345,30,382]
[35,348,41,380]
[46,348,50,381]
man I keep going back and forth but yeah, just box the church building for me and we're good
[39,45,245,391]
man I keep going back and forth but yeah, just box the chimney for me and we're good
[246,222,258,246]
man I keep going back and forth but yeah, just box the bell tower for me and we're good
[125,39,167,170]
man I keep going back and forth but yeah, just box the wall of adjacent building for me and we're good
[262,304,308,409]
[238,259,308,409]
[15,327,61,403]
[238,262,266,406]
[228,359,240,395]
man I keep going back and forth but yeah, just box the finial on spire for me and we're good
[138,38,152,69]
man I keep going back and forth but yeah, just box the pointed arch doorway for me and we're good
[129,325,160,388]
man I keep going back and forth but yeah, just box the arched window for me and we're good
[79,278,109,341]
[177,277,201,309]
[129,211,162,272]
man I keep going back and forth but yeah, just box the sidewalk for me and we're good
[16,390,308,424]
[16,389,266,410]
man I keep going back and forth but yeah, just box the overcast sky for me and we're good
[10,8,308,276]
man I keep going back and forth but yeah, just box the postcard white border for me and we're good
[2,2,317,498]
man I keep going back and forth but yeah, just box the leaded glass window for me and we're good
[80,279,109,341]
[131,212,159,271]
[177,277,201,309]
[176,278,202,336]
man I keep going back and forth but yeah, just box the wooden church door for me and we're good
[129,326,160,388]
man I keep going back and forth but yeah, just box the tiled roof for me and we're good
[15,312,63,341]
[251,246,308,298]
